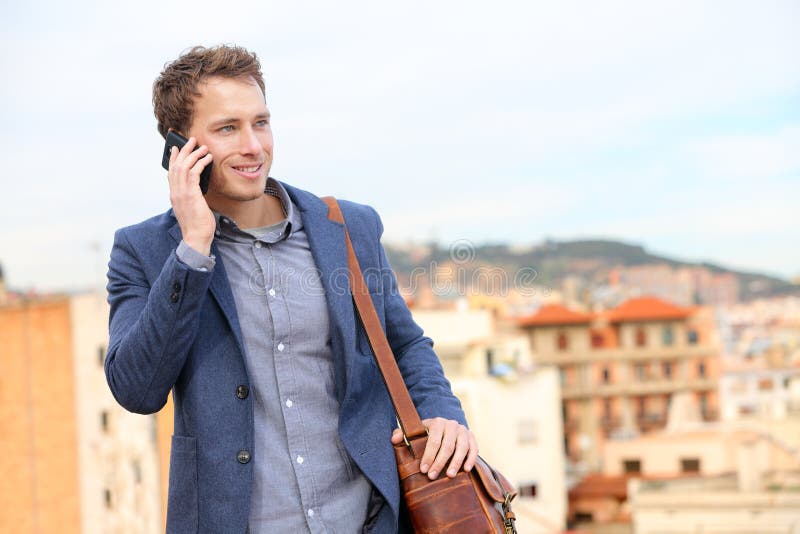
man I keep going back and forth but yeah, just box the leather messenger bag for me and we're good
[323,197,518,533]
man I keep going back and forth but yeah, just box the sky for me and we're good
[1,0,798,292]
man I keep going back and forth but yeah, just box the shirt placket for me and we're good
[255,237,322,531]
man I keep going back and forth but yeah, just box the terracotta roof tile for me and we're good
[517,304,593,327]
[607,296,693,323]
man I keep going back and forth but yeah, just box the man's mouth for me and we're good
[232,164,263,173]
[230,163,264,179]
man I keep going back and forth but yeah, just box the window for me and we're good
[623,459,641,474]
[557,332,568,351]
[697,362,706,378]
[758,378,774,391]
[603,398,612,419]
[635,328,647,347]
[100,411,109,433]
[662,327,674,346]
[485,349,495,375]
[104,489,112,509]
[688,330,699,345]
[591,332,604,348]
[681,458,700,473]
[601,367,611,384]
[518,483,537,497]
[636,396,646,417]
[635,363,646,381]
[132,459,142,484]
[663,362,673,379]
[698,392,708,415]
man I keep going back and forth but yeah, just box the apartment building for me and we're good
[0,292,167,533]
[412,307,567,532]
[517,296,720,469]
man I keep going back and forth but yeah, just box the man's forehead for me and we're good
[193,76,268,116]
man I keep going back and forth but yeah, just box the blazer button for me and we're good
[236,385,249,399]
[173,282,182,292]
[170,292,179,303]
[237,450,251,464]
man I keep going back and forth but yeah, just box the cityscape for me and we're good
[2,2,797,533]
[1,241,798,533]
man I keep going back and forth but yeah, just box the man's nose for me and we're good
[239,126,262,154]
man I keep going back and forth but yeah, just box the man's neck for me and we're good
[208,194,285,229]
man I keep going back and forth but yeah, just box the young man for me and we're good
[105,45,477,533]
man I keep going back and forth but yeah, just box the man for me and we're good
[105,45,477,533]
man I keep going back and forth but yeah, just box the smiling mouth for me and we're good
[232,164,263,173]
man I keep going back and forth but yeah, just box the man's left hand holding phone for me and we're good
[162,131,216,257]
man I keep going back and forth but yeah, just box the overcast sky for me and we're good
[1,0,798,292]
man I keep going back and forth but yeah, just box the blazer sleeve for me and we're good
[368,207,468,427]
[104,228,213,414]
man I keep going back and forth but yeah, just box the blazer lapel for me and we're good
[167,215,246,359]
[286,185,356,406]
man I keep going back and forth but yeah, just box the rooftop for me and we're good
[517,304,593,327]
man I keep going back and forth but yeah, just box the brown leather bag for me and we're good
[323,197,518,533]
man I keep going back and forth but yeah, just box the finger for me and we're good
[167,146,179,187]
[420,418,445,474]
[180,145,210,180]
[445,429,470,477]
[464,432,479,471]
[391,428,403,445]
[428,420,458,480]
[177,136,198,158]
[188,153,213,181]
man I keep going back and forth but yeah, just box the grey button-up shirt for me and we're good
[177,179,373,533]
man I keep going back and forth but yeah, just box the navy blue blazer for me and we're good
[105,182,466,533]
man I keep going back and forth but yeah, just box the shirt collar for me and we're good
[212,177,300,244]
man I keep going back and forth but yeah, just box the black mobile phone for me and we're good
[161,131,213,194]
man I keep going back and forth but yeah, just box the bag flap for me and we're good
[472,456,518,503]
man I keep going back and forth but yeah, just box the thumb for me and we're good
[391,428,404,445]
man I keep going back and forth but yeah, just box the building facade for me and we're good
[0,292,166,533]
[517,297,721,469]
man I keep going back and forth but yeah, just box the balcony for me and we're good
[534,344,717,365]
[636,413,666,431]
[561,378,717,399]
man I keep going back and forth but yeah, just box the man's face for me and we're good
[187,75,273,205]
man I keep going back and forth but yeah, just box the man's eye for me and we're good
[255,120,269,127]
[219,125,234,132]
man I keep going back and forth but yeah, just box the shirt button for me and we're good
[277,343,285,352]
[307,509,315,518]
[296,455,304,464]
[237,450,251,464]
[255,242,262,249]
[215,229,221,236]
[236,385,249,399]
[170,292,179,303]
[172,282,181,292]
[285,399,293,408]
[268,288,276,297]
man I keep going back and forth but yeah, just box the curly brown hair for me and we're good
[152,45,266,138]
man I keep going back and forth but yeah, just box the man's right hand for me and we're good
[167,136,215,256]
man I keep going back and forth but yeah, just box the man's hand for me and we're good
[391,417,479,480]
[168,136,215,256]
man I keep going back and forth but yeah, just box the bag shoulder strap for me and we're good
[322,196,427,441]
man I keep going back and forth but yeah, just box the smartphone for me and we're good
[161,131,213,195]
